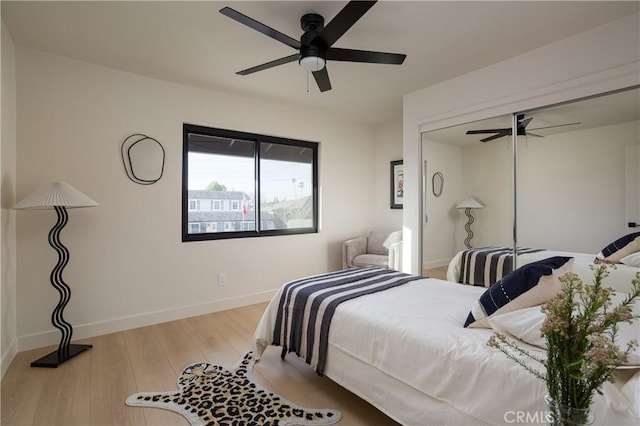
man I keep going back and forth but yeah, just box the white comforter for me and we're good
[255,278,639,425]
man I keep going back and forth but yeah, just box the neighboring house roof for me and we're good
[188,190,250,200]
[262,196,312,212]
[188,211,276,222]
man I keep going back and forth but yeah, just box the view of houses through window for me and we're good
[183,124,318,241]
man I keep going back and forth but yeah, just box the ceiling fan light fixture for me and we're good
[299,55,325,72]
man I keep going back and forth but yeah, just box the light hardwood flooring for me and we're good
[2,268,447,426]
[423,265,448,280]
[1,303,402,426]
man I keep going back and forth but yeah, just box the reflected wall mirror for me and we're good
[420,85,640,284]
[432,172,444,197]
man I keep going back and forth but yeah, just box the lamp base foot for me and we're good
[31,344,92,368]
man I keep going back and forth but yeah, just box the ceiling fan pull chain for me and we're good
[306,70,310,93]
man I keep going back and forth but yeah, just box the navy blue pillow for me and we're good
[598,232,640,263]
[464,256,573,328]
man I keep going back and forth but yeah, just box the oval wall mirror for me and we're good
[121,134,165,185]
[432,172,444,197]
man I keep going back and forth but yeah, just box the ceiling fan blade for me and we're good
[518,117,533,129]
[312,67,332,92]
[525,132,544,138]
[480,132,510,143]
[319,1,377,47]
[220,7,301,50]
[529,122,581,131]
[236,54,299,75]
[326,47,406,64]
[466,128,511,135]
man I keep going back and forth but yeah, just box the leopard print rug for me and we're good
[125,351,342,426]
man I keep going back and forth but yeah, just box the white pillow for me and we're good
[488,294,640,366]
[620,252,640,267]
[610,293,640,366]
[382,231,402,249]
[488,306,545,349]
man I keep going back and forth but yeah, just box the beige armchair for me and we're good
[342,230,403,271]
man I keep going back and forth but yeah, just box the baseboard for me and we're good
[17,290,276,352]
[1,337,18,378]
[422,259,451,270]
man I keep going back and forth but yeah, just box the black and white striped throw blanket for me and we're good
[459,246,545,287]
[272,267,422,375]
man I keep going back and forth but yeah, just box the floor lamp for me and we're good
[15,182,98,368]
[456,197,483,249]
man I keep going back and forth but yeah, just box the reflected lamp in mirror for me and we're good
[432,172,444,197]
[121,133,165,185]
[456,197,483,249]
[14,182,97,367]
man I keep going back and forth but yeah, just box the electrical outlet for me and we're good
[218,273,227,286]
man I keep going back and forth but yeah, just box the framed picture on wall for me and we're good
[390,160,404,209]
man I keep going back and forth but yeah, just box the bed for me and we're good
[254,267,639,425]
[447,246,640,293]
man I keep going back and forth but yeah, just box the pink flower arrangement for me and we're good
[489,264,640,411]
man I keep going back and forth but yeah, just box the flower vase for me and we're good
[545,396,594,426]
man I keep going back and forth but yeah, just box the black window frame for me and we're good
[182,123,319,242]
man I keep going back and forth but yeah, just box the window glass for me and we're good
[260,143,314,230]
[186,135,254,235]
[183,124,318,241]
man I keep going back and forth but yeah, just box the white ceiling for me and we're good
[2,1,639,126]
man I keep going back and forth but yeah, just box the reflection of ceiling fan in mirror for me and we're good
[466,114,581,142]
[219,1,406,93]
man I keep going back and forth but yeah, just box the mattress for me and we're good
[255,277,639,425]
[447,248,640,294]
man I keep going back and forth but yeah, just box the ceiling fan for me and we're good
[466,114,581,142]
[219,1,406,92]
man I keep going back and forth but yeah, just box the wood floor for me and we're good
[2,267,447,426]
[1,306,402,426]
[422,265,448,280]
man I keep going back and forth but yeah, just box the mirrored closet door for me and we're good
[421,86,640,281]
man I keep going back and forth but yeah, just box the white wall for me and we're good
[517,121,639,253]
[1,21,18,377]
[421,138,463,268]
[14,48,380,351]
[627,144,640,228]
[403,13,640,274]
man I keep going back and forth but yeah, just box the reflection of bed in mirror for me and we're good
[447,246,639,294]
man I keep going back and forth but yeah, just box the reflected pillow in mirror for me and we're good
[597,232,640,263]
[464,256,574,328]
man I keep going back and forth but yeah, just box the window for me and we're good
[182,124,319,241]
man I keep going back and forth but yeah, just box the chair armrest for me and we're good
[387,241,403,271]
[343,236,367,269]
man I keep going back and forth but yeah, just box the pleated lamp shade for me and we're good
[14,182,98,210]
[456,197,483,209]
